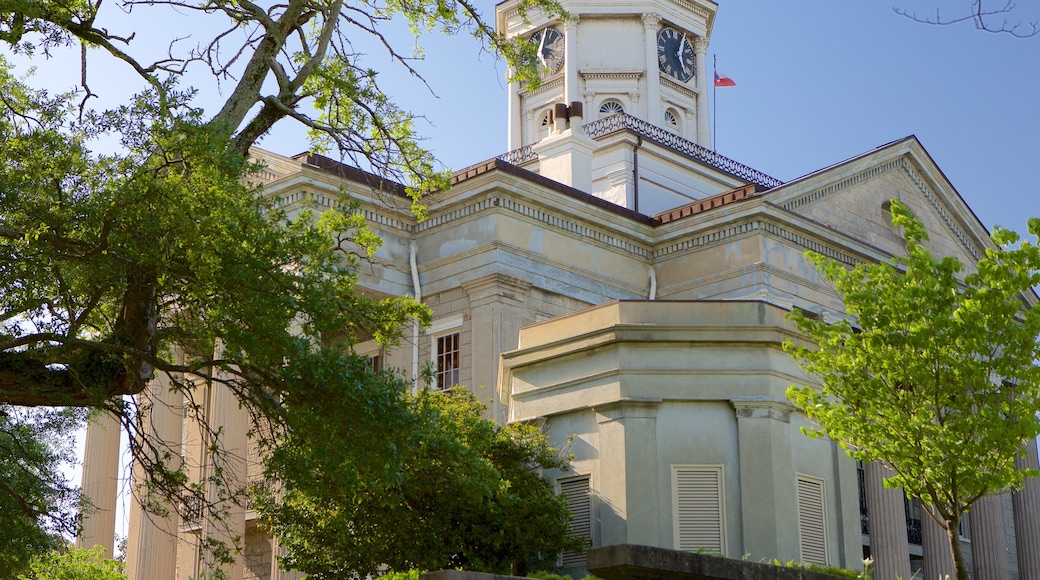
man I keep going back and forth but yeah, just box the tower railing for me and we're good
[496,113,784,190]
[583,114,784,189]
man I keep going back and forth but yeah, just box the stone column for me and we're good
[77,412,121,556]
[641,13,662,124]
[125,373,182,580]
[564,17,580,106]
[862,462,911,580]
[508,78,522,150]
[970,493,1010,580]
[1013,439,1040,580]
[200,379,249,580]
[271,537,305,580]
[921,509,955,580]
[731,398,798,562]
[693,36,710,148]
[594,400,661,547]
[462,273,531,423]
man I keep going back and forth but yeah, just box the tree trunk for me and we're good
[948,515,971,580]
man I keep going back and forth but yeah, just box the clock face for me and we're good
[657,26,696,83]
[523,26,564,76]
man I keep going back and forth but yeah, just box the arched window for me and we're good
[538,110,551,141]
[598,100,625,118]
[664,109,680,132]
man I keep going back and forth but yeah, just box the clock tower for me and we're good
[496,0,717,151]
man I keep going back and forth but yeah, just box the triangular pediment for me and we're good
[764,136,993,270]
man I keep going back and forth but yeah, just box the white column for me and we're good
[641,13,661,125]
[77,412,121,556]
[693,36,710,148]
[863,462,911,580]
[508,78,522,150]
[1013,440,1040,580]
[970,493,1010,580]
[921,510,955,580]
[564,17,579,105]
[126,373,182,580]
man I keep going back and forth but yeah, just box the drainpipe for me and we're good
[648,265,657,300]
[633,136,643,213]
[409,242,422,395]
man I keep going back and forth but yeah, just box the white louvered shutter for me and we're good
[796,475,828,565]
[672,466,725,554]
[560,476,591,566]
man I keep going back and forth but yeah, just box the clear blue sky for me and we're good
[13,1,1040,234]
[257,0,1040,236]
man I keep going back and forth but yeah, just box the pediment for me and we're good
[764,136,993,270]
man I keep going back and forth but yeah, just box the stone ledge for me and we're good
[587,544,853,580]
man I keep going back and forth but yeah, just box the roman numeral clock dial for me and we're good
[523,26,564,76]
[657,26,696,83]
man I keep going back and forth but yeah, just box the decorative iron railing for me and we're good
[497,145,537,165]
[583,114,784,189]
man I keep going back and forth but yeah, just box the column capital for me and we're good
[461,273,532,306]
[595,398,661,423]
[641,12,661,30]
[730,397,793,422]
[692,35,709,54]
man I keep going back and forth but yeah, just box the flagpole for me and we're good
[712,54,717,152]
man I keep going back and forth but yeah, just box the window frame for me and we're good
[427,314,464,390]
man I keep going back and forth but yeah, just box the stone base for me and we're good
[587,544,854,580]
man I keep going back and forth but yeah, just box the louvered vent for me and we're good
[560,476,591,566]
[672,466,725,554]
[796,475,828,565]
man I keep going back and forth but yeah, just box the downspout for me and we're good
[648,266,657,300]
[633,136,643,213]
[409,242,422,395]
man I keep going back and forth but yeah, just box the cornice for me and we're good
[665,0,712,21]
[419,193,653,258]
[661,76,700,98]
[520,75,564,98]
[580,68,644,82]
[899,159,983,261]
[778,156,983,262]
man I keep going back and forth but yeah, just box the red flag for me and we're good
[714,70,736,87]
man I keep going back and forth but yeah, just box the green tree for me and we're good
[0,0,563,567]
[786,200,1040,580]
[0,406,81,577]
[256,362,581,578]
[17,545,126,580]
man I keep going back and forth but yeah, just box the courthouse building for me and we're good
[78,0,1040,578]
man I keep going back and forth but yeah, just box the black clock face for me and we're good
[657,26,696,83]
[523,26,564,76]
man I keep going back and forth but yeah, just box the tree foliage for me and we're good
[16,544,126,580]
[786,200,1040,580]
[0,405,82,578]
[256,361,581,578]
[0,0,564,570]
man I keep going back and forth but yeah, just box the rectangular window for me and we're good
[672,465,726,555]
[559,475,592,566]
[796,474,829,565]
[435,332,460,390]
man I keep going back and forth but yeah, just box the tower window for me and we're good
[598,100,625,118]
[538,110,552,141]
[664,109,680,132]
